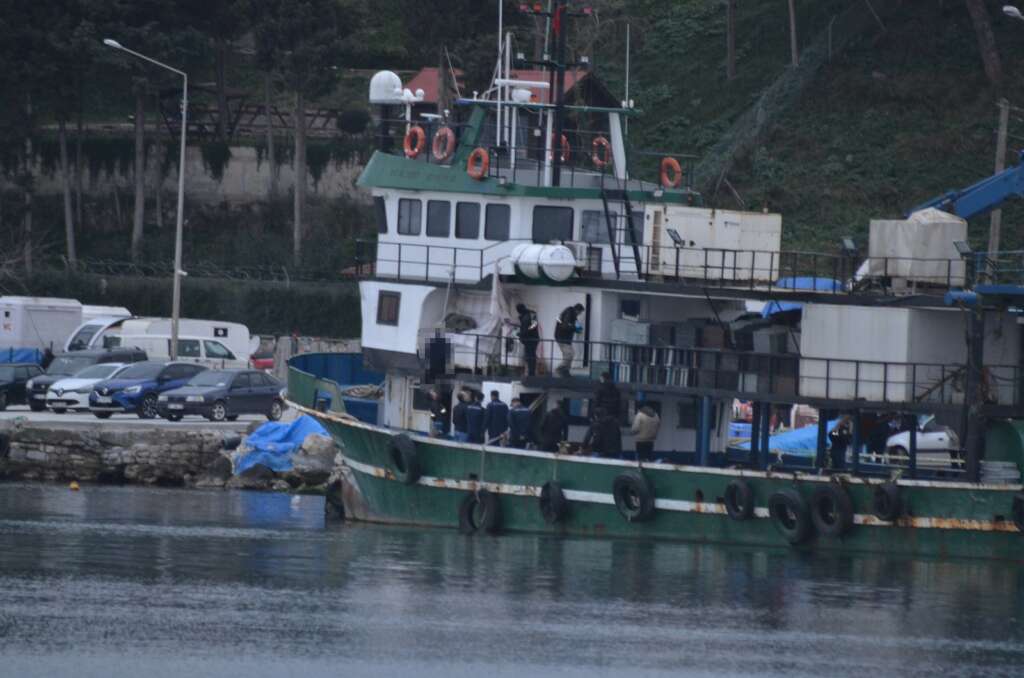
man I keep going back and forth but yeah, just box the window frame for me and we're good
[377,291,401,326]
[374,196,388,234]
[484,204,511,241]
[455,202,481,240]
[531,205,574,243]
[425,200,452,238]
[173,339,201,358]
[397,198,422,236]
[204,340,236,361]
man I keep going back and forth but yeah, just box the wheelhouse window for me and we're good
[532,206,573,243]
[374,196,388,234]
[455,202,480,239]
[485,204,511,241]
[397,199,421,236]
[426,200,451,238]
[377,291,401,326]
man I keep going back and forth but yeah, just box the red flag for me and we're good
[553,5,563,36]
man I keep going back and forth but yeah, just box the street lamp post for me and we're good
[103,38,187,360]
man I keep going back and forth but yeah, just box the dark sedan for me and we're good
[0,363,44,410]
[157,369,286,422]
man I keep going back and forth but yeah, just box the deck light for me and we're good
[841,237,857,255]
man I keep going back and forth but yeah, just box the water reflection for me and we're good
[0,483,1023,677]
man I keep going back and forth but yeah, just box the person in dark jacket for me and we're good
[428,389,449,437]
[516,303,540,376]
[451,390,470,442]
[508,398,533,448]
[583,408,623,458]
[539,401,568,452]
[465,391,486,444]
[593,371,621,421]
[484,390,510,444]
[554,303,584,376]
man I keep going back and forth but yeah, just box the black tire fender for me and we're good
[724,478,755,521]
[768,488,813,545]
[389,434,420,485]
[324,479,346,520]
[539,481,568,524]
[1012,494,1024,533]
[810,483,854,538]
[459,489,501,535]
[613,471,656,522]
[872,482,903,522]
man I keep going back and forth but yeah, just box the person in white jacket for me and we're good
[631,405,661,461]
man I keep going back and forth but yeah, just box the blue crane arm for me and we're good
[907,151,1024,219]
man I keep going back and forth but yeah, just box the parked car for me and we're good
[885,415,961,468]
[0,363,44,411]
[25,347,148,411]
[89,361,207,419]
[157,369,286,422]
[46,362,129,413]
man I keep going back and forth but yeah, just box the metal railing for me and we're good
[420,333,1022,409]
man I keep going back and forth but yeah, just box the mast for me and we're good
[551,0,568,187]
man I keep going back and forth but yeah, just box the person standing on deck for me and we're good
[451,390,470,442]
[583,408,622,458]
[428,390,449,437]
[593,371,621,421]
[509,398,533,448]
[539,401,568,452]
[516,303,540,377]
[466,391,486,444]
[554,303,584,377]
[631,404,661,462]
[484,390,510,444]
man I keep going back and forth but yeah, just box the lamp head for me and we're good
[103,38,122,49]
[1004,5,1024,20]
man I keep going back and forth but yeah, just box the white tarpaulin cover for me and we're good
[441,265,519,369]
[868,208,967,285]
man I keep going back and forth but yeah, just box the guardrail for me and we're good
[420,333,1022,409]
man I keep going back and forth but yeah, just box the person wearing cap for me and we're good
[554,303,585,377]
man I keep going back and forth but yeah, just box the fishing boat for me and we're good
[289,1,1024,560]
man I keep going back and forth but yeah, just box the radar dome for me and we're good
[369,71,403,105]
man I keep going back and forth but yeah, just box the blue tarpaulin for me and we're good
[1,348,42,364]
[737,420,839,457]
[234,415,329,475]
[762,277,844,317]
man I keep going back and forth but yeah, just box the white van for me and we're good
[118,318,257,363]
[119,334,247,368]
[0,296,83,353]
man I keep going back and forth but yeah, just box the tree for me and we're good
[253,0,358,267]
[965,0,1002,86]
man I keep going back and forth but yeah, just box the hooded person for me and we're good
[516,303,540,377]
[554,303,584,377]
[631,404,661,461]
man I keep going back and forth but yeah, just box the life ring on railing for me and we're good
[660,156,683,188]
[388,433,420,485]
[466,147,490,180]
[810,483,854,537]
[432,126,456,162]
[768,488,813,544]
[403,125,426,159]
[724,478,754,521]
[613,471,655,522]
[459,489,502,534]
[539,480,568,524]
[548,133,571,163]
[591,136,611,169]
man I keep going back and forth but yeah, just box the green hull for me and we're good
[313,411,1024,561]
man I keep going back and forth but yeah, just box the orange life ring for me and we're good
[467,147,490,180]
[403,125,426,159]
[660,156,683,189]
[548,133,571,163]
[432,127,456,162]
[592,136,611,168]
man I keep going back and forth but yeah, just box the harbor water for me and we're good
[1,484,1023,677]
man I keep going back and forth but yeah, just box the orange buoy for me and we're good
[660,156,683,189]
[403,125,427,159]
[432,126,456,162]
[466,147,490,181]
[549,133,571,163]
[591,136,611,169]
[69,480,80,491]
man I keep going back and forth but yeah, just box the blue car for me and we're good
[89,361,207,419]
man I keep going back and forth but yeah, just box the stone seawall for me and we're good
[0,420,337,492]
